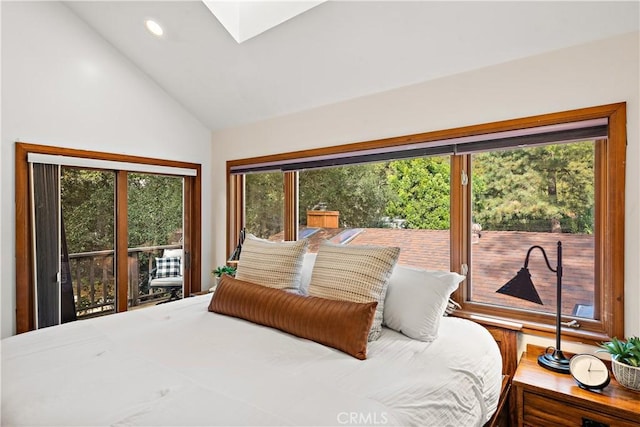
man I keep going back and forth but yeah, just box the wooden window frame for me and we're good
[227,103,626,344]
[453,103,626,343]
[15,142,202,334]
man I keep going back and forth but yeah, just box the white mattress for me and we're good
[1,295,501,427]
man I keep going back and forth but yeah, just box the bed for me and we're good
[2,238,509,427]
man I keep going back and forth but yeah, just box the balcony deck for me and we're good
[68,244,183,320]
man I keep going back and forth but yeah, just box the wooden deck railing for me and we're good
[68,244,182,319]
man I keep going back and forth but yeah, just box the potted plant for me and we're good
[598,336,640,391]
[212,265,237,288]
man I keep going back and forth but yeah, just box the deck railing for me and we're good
[68,244,182,319]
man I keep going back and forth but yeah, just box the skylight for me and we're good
[202,1,325,43]
[299,227,321,239]
[330,228,363,245]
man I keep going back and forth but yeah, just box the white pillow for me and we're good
[383,265,465,342]
[299,252,317,295]
[163,249,182,259]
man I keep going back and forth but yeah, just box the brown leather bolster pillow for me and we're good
[209,275,377,360]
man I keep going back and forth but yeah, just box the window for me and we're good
[470,141,597,319]
[245,171,284,239]
[227,103,626,343]
[15,143,202,333]
[298,159,451,269]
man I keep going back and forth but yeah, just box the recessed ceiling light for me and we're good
[145,19,164,37]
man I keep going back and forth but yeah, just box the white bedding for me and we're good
[2,294,501,427]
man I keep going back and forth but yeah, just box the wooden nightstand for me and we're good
[513,344,640,427]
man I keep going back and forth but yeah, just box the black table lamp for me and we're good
[496,241,571,374]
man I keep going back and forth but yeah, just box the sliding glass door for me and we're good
[61,167,116,319]
[128,173,184,306]
[18,143,201,332]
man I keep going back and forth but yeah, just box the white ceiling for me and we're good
[64,1,639,132]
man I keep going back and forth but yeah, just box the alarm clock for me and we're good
[569,354,610,391]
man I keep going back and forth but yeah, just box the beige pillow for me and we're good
[308,241,400,341]
[235,234,308,292]
[209,275,377,360]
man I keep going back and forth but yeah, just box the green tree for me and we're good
[245,172,284,238]
[472,141,594,233]
[385,157,451,229]
[127,173,183,247]
[61,169,183,252]
[243,141,594,238]
[299,163,392,228]
[61,168,115,252]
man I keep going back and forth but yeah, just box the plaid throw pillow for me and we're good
[156,256,181,278]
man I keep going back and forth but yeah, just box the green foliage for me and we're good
[61,168,115,252]
[299,163,393,228]
[242,140,596,238]
[599,337,640,367]
[385,157,450,229]
[245,172,284,239]
[212,265,237,277]
[127,173,183,247]
[61,170,184,253]
[472,141,594,233]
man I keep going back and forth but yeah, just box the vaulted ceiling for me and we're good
[65,1,639,131]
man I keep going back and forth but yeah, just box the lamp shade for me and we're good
[496,267,544,305]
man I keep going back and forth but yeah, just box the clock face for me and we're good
[569,354,610,390]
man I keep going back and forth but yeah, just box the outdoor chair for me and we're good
[148,248,183,303]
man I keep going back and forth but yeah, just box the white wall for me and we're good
[1,2,213,338]
[212,31,640,350]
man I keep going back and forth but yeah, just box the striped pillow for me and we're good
[308,241,400,341]
[235,234,308,292]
